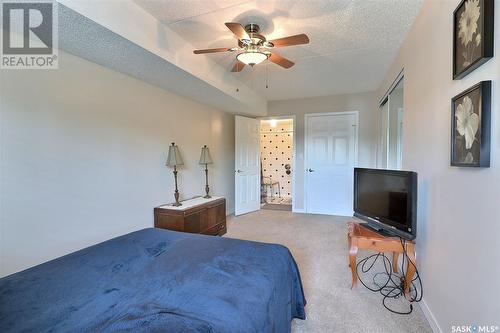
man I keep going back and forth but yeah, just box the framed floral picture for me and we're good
[453,0,494,79]
[451,81,491,167]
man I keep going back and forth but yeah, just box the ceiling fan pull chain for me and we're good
[266,61,269,89]
[250,65,253,88]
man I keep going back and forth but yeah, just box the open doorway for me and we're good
[259,118,294,211]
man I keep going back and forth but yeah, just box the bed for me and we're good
[0,228,306,332]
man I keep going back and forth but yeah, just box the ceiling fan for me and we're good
[193,22,309,72]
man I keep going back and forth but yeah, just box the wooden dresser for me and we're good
[154,197,226,236]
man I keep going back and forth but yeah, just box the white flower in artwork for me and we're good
[464,152,474,163]
[475,33,482,46]
[459,0,481,46]
[455,96,479,150]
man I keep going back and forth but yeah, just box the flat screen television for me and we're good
[353,168,417,240]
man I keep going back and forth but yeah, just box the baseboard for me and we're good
[292,208,306,213]
[419,298,442,333]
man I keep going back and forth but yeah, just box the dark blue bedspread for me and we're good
[0,228,306,332]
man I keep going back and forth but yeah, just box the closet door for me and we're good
[379,76,404,170]
[378,102,389,169]
[305,112,358,216]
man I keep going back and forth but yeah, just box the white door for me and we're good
[305,112,358,216]
[235,116,260,216]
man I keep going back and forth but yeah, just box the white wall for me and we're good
[0,50,235,277]
[378,0,500,330]
[268,92,379,211]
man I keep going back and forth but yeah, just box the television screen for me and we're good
[353,168,417,240]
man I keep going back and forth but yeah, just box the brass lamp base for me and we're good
[203,167,211,199]
[172,168,182,206]
[204,185,211,198]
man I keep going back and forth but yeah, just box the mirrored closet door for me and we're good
[378,75,404,170]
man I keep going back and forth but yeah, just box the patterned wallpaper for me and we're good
[260,120,293,198]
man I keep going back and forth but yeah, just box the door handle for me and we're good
[236,169,243,173]
[308,168,315,172]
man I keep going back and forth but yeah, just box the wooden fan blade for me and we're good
[231,60,246,72]
[193,47,232,54]
[269,34,309,47]
[225,22,250,41]
[268,53,294,69]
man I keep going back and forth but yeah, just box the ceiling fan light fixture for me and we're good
[236,51,268,66]
[193,22,308,71]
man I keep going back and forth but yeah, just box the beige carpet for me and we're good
[225,210,432,333]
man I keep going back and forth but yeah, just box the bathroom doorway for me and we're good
[259,117,295,211]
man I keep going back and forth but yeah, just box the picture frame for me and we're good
[451,81,491,167]
[453,0,494,80]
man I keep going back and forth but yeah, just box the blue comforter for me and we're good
[0,228,306,332]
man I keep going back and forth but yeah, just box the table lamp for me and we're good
[199,145,213,198]
[166,142,184,206]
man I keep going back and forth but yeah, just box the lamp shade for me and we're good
[166,142,184,167]
[199,145,213,165]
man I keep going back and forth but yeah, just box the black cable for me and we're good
[400,238,423,302]
[355,237,423,315]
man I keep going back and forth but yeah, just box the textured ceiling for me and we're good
[135,0,423,101]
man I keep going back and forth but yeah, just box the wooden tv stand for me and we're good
[347,222,416,297]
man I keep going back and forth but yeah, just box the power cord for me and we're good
[355,237,423,315]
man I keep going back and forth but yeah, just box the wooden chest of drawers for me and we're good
[154,197,226,236]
